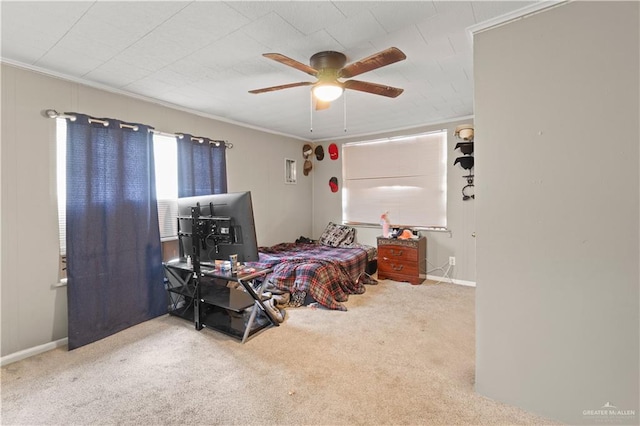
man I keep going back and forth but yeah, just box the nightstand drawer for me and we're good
[378,245,418,262]
[378,260,419,276]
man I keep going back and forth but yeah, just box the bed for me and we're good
[247,223,377,311]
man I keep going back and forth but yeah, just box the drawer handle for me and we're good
[390,249,403,256]
[392,264,404,271]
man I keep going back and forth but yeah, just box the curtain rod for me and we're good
[43,109,233,149]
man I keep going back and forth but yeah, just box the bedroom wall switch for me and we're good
[449,256,456,266]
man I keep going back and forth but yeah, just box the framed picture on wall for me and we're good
[285,158,297,184]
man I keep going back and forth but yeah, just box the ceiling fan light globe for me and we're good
[313,84,343,102]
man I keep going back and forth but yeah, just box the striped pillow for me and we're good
[319,222,356,247]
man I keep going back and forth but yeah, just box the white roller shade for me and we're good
[342,131,447,228]
[153,134,178,240]
[56,119,67,255]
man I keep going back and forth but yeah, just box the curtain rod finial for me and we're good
[43,109,76,121]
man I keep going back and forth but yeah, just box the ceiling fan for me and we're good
[249,47,407,109]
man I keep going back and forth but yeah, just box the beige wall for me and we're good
[311,119,477,283]
[474,2,639,423]
[0,64,312,356]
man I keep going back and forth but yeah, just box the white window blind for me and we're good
[56,118,67,255]
[342,131,447,228]
[152,134,178,240]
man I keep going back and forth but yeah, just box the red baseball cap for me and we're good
[329,176,338,192]
[328,143,338,160]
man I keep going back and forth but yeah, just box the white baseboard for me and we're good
[1,338,68,366]
[427,274,476,287]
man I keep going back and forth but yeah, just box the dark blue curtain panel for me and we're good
[177,134,227,197]
[65,113,167,350]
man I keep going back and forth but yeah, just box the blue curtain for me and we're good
[66,113,167,350]
[178,134,227,197]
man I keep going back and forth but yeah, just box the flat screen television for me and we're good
[177,191,259,264]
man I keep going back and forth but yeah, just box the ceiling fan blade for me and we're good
[315,99,331,111]
[263,53,318,76]
[249,81,314,94]
[343,80,404,98]
[339,47,406,78]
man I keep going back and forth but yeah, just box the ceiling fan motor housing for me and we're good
[310,51,347,71]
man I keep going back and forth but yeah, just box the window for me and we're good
[342,131,447,229]
[56,118,67,255]
[56,120,179,257]
[153,134,178,240]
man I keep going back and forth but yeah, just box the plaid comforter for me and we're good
[247,242,372,311]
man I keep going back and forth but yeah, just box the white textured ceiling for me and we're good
[1,1,535,141]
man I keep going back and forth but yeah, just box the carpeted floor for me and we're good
[1,278,559,425]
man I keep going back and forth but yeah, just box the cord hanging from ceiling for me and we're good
[343,91,347,133]
[310,93,313,133]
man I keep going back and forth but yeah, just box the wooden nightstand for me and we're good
[377,236,426,285]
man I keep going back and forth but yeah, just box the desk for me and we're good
[163,260,277,342]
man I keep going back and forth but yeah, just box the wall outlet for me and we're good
[449,256,456,266]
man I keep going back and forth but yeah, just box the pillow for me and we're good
[319,222,356,247]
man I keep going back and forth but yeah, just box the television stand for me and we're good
[163,260,277,342]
